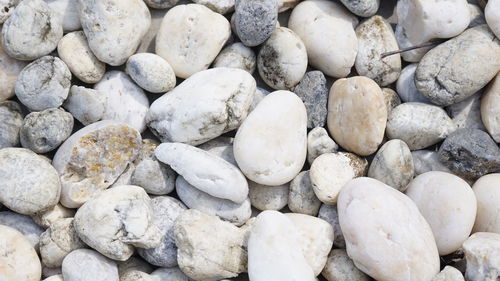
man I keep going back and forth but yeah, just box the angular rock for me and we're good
[462,232,500,281]
[473,173,500,234]
[213,42,256,74]
[32,203,75,229]
[294,71,329,129]
[62,249,119,281]
[307,127,338,165]
[248,180,289,211]
[39,218,85,267]
[288,171,322,216]
[321,249,370,281]
[0,211,44,249]
[234,0,278,47]
[318,204,345,248]
[481,72,500,142]
[0,101,23,148]
[126,53,176,94]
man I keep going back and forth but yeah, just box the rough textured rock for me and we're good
[473,173,500,234]
[431,266,465,281]
[248,180,289,211]
[45,0,81,32]
[381,88,402,114]
[39,218,85,267]
[143,0,177,9]
[193,0,235,14]
[396,64,432,104]
[0,0,19,23]
[32,203,75,229]
[294,71,329,128]
[447,92,485,130]
[462,232,500,281]
[62,249,119,281]
[0,101,23,148]
[213,42,256,74]
[0,44,27,102]
[481,73,500,142]
[126,53,176,94]
[318,204,345,248]
[63,86,106,126]
[340,0,379,17]
[234,0,278,47]
[322,249,370,281]
[485,0,500,39]
[307,127,338,165]
[0,211,44,249]
[288,171,322,216]
[412,150,452,176]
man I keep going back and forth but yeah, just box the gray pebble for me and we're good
[0,101,23,148]
[446,92,485,130]
[0,211,44,249]
[15,56,71,111]
[143,0,178,9]
[118,256,154,277]
[198,136,238,166]
[396,64,433,104]
[248,180,289,211]
[63,85,106,126]
[381,88,401,115]
[126,53,176,94]
[20,108,74,153]
[62,249,119,281]
[151,267,189,281]
[411,150,452,176]
[0,0,19,23]
[467,3,486,28]
[339,0,380,17]
[321,249,370,281]
[293,71,329,128]
[213,42,256,74]
[234,0,278,47]
[288,171,322,216]
[318,204,345,248]
[307,127,338,165]
[438,128,500,181]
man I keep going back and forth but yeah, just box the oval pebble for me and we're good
[307,127,338,165]
[213,42,256,74]
[63,86,106,126]
[62,249,119,281]
[126,53,176,93]
[321,249,370,281]
[234,0,278,47]
[318,204,345,248]
[45,0,81,32]
[472,173,500,234]
[481,72,500,142]
[288,171,322,216]
[248,180,289,211]
[0,101,23,149]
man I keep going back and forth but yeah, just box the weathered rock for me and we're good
[45,0,81,32]
[213,42,256,74]
[381,88,402,115]
[0,211,44,249]
[307,127,338,165]
[62,249,119,281]
[411,150,452,176]
[32,203,75,229]
[234,0,278,47]
[63,86,106,126]
[151,267,189,281]
[327,76,387,156]
[340,0,379,17]
[143,0,177,9]
[318,204,345,248]
[468,3,486,28]
[39,218,85,267]
[198,136,237,166]
[485,0,500,39]
[248,180,289,211]
[481,72,500,142]
[117,256,154,277]
[472,173,500,234]
[396,64,433,104]
[294,71,329,128]
[0,101,23,148]
[447,92,485,130]
[462,232,500,281]
[321,249,370,281]
[120,271,157,281]
[0,0,19,23]
[0,44,27,102]
[288,171,322,216]
[193,0,234,14]
[431,266,465,281]
[126,53,176,94]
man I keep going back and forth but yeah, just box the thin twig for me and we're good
[380,41,442,58]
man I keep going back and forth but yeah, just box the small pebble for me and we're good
[472,173,500,234]
[481,72,500,142]
[0,44,27,102]
[321,249,370,281]
[0,101,23,148]
[198,136,237,166]
[39,218,85,267]
[306,127,338,165]
[293,71,329,129]
[63,86,106,126]
[234,0,278,47]
[381,87,401,114]
[288,171,322,216]
[467,3,486,28]
[126,53,176,93]
[0,211,44,249]
[432,266,465,281]
[396,64,432,104]
[318,204,345,248]
[213,42,256,73]
[248,180,289,211]
[62,249,119,281]
[462,232,500,281]
[339,0,379,17]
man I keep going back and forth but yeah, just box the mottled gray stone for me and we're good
[318,204,345,248]
[234,0,278,47]
[0,211,44,249]
[214,42,256,74]
[339,0,380,17]
[293,71,328,128]
[0,101,23,148]
[321,249,370,281]
[381,88,401,115]
[0,0,19,23]
[143,0,177,9]
[446,92,485,130]
[411,150,452,176]
[288,171,322,216]
[248,180,289,211]
[62,249,119,281]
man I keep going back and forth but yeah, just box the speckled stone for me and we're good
[288,171,321,216]
[0,101,23,149]
[321,249,370,281]
[381,88,401,114]
[318,204,345,248]
[213,42,256,73]
[339,0,379,17]
[234,0,278,47]
[0,211,44,249]
[126,53,176,94]
[248,180,289,211]
[293,71,328,128]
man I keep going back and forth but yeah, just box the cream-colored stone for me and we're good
[481,73,500,142]
[32,203,75,229]
[0,44,27,102]
[431,266,464,281]
[462,232,500,281]
[39,218,85,267]
[485,0,500,39]
[472,173,500,234]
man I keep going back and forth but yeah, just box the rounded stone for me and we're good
[432,266,465,281]
[213,42,256,74]
[288,171,322,216]
[15,56,71,112]
[472,173,500,234]
[321,249,370,281]
[293,71,329,129]
[485,0,500,39]
[234,0,278,47]
[307,127,338,165]
[63,86,106,126]
[39,218,85,267]
[411,150,452,176]
[481,72,500,142]
[0,148,61,215]
[447,92,485,130]
[193,0,235,14]
[0,211,44,249]
[45,0,81,32]
[396,63,433,104]
[143,0,177,9]
[234,90,307,186]
[340,0,379,17]
[151,267,189,281]
[0,101,23,148]
[318,204,345,248]
[381,88,402,114]
[126,53,176,94]
[248,180,289,211]
[0,44,27,102]
[327,76,387,156]
[62,249,119,281]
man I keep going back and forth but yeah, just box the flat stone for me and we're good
[248,180,289,211]
[321,249,370,281]
[473,173,500,234]
[126,53,176,94]
[293,71,328,128]
[45,0,80,32]
[396,64,433,104]
[31,203,75,229]
[62,249,119,281]
[481,72,500,142]
[339,0,379,17]
[234,0,278,47]
[462,232,500,281]
[0,44,27,102]
[318,204,345,248]
[432,266,465,281]
[0,225,41,281]
[0,101,23,148]
[307,127,338,165]
[0,211,44,249]
[411,150,452,176]
[213,42,256,74]
[485,0,500,39]
[39,218,85,267]
[63,86,106,126]
[447,91,485,130]
[288,171,322,216]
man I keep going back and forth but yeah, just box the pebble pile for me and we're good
[0,0,499,281]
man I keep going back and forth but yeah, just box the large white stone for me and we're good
[0,225,41,281]
[481,73,500,142]
[485,0,500,39]
[234,90,307,186]
[462,232,500,281]
[472,173,500,234]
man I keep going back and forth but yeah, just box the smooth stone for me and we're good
[462,232,500,281]
[368,139,414,192]
[234,90,307,186]
[20,108,74,154]
[248,180,289,211]
[174,209,247,280]
[293,71,329,128]
[395,0,470,62]
[432,266,465,281]
[39,218,85,267]
[57,31,106,84]
[473,173,500,234]
[1,0,62,60]
[318,204,345,248]
[411,150,452,176]
[42,266,62,279]
[213,42,256,74]
[257,27,307,90]
[340,0,379,17]
[321,249,370,281]
[467,3,486,28]
[15,56,71,111]
[338,177,440,281]
[415,25,500,106]
[147,68,255,145]
[0,101,23,148]
[94,71,150,132]
[481,73,500,142]
[143,0,177,9]
[120,271,157,281]
[485,0,500,38]
[62,249,119,281]
[43,275,64,281]
[289,0,358,78]
[198,136,237,166]
[0,0,19,23]
[53,121,142,208]
[396,64,433,104]
[438,128,500,180]
[117,256,154,277]
[447,92,485,130]
[0,148,61,215]
[310,152,368,205]
[307,127,338,165]
[288,171,322,216]
[74,185,161,261]
[176,176,251,226]
[234,0,278,47]
[156,4,230,78]
[406,171,476,255]
[0,211,44,249]
[0,225,42,281]
[249,87,270,112]
[248,210,315,281]
[381,88,402,114]
[355,15,401,86]
[32,203,75,229]
[0,43,27,102]
[78,0,151,66]
[137,196,187,267]
[63,86,106,126]
[193,0,234,14]
[328,76,387,155]
[386,103,456,150]
[151,267,189,281]
[155,142,248,203]
[45,0,80,31]
[126,53,176,94]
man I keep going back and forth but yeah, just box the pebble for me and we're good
[147,68,255,145]
[62,249,119,281]
[176,176,251,225]
[438,128,500,180]
[0,101,23,148]
[248,180,289,211]
[120,271,157,281]
[94,71,150,132]
[156,4,230,78]
[117,256,154,277]
[381,88,402,114]
[327,76,387,156]
[447,92,485,130]
[415,25,500,106]
[31,203,75,229]
[318,204,345,248]
[15,56,71,112]
[174,209,247,280]
[42,266,62,279]
[395,0,470,62]
[432,266,465,281]
[0,43,27,102]
[52,121,142,208]
[213,42,256,74]
[248,210,315,281]
[0,0,19,23]
[43,275,64,281]
[45,0,81,32]
[155,142,248,203]
[289,0,358,78]
[306,127,338,165]
[151,267,190,281]
[472,173,500,234]
[386,103,456,150]
[193,0,235,14]
[198,136,237,166]
[293,71,329,128]
[143,0,177,9]
[338,177,440,281]
[406,171,476,255]
[1,0,62,60]
[233,0,278,47]
[321,249,370,281]
[63,86,106,126]
[126,53,176,94]
[288,171,322,216]
[462,232,500,281]
[485,0,500,39]
[368,139,414,192]
[74,185,161,261]
[137,196,187,267]
[310,152,368,205]
[234,90,307,186]
[39,218,85,267]
[467,3,486,28]
[20,108,74,154]
[0,225,42,281]
[481,72,500,142]
[249,87,270,112]
[411,150,452,176]
[57,31,106,84]
[396,64,433,104]
[340,0,379,17]
[0,148,61,215]
[79,0,151,66]
[0,211,44,249]
[257,27,307,90]
[355,15,401,86]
